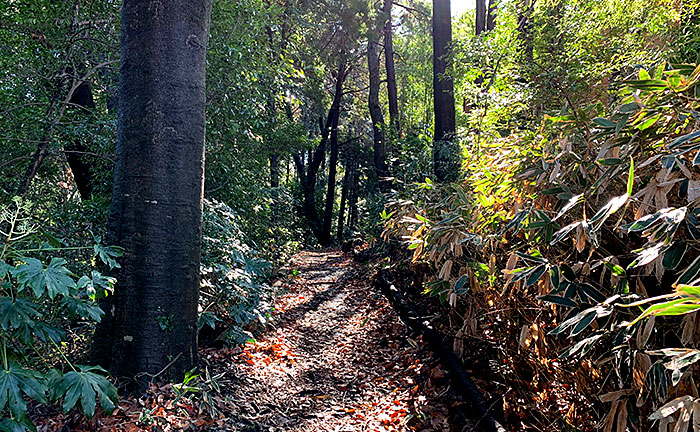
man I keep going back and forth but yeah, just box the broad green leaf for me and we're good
[13,258,75,299]
[525,265,548,287]
[570,310,597,337]
[637,113,662,131]
[93,243,124,270]
[627,157,634,196]
[629,243,667,269]
[669,130,700,149]
[604,262,627,277]
[677,255,700,285]
[77,271,116,299]
[590,194,629,232]
[0,297,40,332]
[453,274,469,294]
[57,365,117,418]
[550,222,581,245]
[663,241,686,270]
[61,297,104,322]
[593,117,616,128]
[0,363,46,419]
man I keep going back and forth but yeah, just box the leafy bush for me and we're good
[0,198,120,431]
[199,199,274,345]
[384,64,700,430]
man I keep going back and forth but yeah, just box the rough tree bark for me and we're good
[383,0,400,136]
[432,0,459,182]
[92,0,212,390]
[368,40,389,191]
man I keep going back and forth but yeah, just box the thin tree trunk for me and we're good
[92,0,212,390]
[383,0,400,136]
[293,61,347,241]
[348,167,360,231]
[368,40,389,191]
[487,0,497,31]
[432,0,459,182]
[321,113,340,245]
[476,0,486,35]
[65,82,97,200]
[337,165,350,241]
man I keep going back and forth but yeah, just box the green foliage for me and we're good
[199,200,275,344]
[0,198,118,429]
[385,63,700,429]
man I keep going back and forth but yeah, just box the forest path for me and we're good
[212,249,455,431]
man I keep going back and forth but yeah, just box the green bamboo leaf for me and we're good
[627,157,635,196]
[637,113,662,131]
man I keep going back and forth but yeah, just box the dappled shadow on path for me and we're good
[203,249,459,432]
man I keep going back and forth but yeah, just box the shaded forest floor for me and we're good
[38,250,463,431]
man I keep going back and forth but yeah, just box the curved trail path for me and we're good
[212,250,456,431]
[44,250,458,431]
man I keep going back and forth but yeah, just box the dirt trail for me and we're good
[212,250,457,431]
[35,250,458,432]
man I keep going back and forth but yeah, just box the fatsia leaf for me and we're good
[0,363,46,419]
[56,365,117,418]
[61,297,104,322]
[93,242,123,270]
[0,297,40,332]
[77,271,115,300]
[13,258,75,299]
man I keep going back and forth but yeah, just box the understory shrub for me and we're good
[0,198,120,432]
[199,199,274,345]
[384,63,700,430]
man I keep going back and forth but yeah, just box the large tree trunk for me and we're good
[383,0,399,136]
[368,40,389,191]
[65,82,97,200]
[92,0,211,390]
[432,0,459,182]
